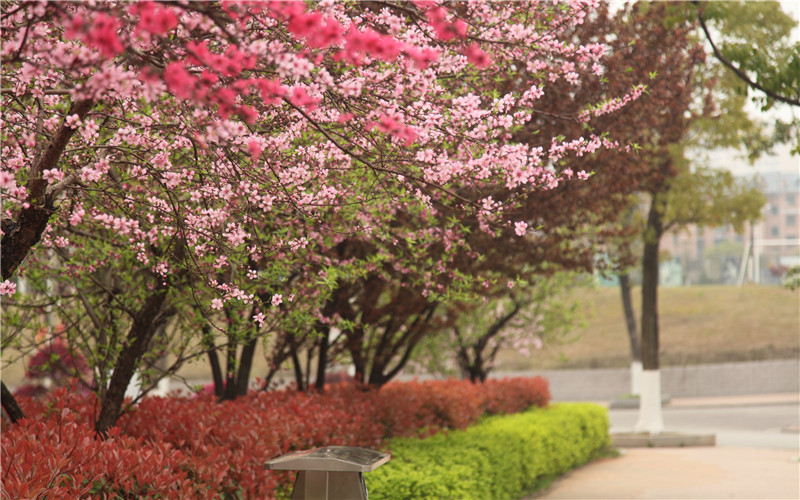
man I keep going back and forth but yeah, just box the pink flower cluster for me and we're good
[0,0,643,318]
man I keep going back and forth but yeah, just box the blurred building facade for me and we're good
[661,170,800,285]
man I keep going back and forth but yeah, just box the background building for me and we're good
[661,169,800,285]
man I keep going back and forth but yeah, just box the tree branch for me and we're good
[695,3,800,107]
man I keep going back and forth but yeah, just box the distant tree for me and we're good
[414,271,583,383]
[622,1,784,432]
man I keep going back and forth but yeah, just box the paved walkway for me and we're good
[538,447,799,499]
[534,393,800,499]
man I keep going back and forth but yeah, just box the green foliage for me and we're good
[691,1,800,156]
[367,403,610,500]
[783,266,800,291]
[697,1,799,113]
[665,164,766,233]
[412,271,586,380]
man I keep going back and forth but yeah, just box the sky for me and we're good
[782,0,800,42]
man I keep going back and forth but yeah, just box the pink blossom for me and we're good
[64,114,81,129]
[0,171,15,190]
[131,1,178,36]
[271,294,283,306]
[425,6,468,41]
[80,119,99,140]
[69,204,85,226]
[514,221,527,237]
[254,312,266,327]
[211,298,224,310]
[78,13,124,57]
[0,280,16,296]
[247,138,264,160]
[42,169,63,183]
[163,62,196,100]
[464,43,491,68]
[288,86,319,111]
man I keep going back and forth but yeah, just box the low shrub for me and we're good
[3,377,550,498]
[367,403,610,500]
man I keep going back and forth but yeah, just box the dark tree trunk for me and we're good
[235,336,258,397]
[619,272,641,362]
[290,348,306,391]
[221,341,238,401]
[454,299,520,383]
[1,100,96,426]
[366,304,438,387]
[1,382,24,423]
[202,325,225,397]
[304,347,313,390]
[314,327,330,391]
[640,193,665,371]
[1,99,94,281]
[95,288,168,436]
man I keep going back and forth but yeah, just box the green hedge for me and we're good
[366,403,610,500]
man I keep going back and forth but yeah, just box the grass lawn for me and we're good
[496,284,800,370]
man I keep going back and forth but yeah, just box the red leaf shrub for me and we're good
[3,377,549,498]
[483,376,551,415]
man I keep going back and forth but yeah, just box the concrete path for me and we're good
[534,393,800,499]
[538,447,799,499]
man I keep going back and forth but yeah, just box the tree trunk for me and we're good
[619,273,641,361]
[619,272,643,396]
[202,325,225,397]
[95,288,168,436]
[454,300,520,384]
[314,326,330,391]
[221,342,238,401]
[635,192,666,434]
[1,382,25,423]
[290,348,306,391]
[1,99,94,281]
[235,336,258,397]
[640,194,664,372]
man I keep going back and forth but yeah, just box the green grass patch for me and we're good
[367,403,610,500]
[498,284,799,370]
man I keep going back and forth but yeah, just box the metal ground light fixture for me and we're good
[265,446,390,500]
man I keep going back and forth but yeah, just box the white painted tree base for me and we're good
[124,372,171,398]
[630,360,643,396]
[634,369,664,434]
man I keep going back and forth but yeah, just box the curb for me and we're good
[608,394,672,409]
[611,432,716,448]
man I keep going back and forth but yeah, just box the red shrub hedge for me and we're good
[2,376,549,499]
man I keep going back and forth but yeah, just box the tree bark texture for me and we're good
[1,100,94,281]
[95,287,169,436]
[1,381,25,423]
[314,327,330,391]
[201,324,225,397]
[235,336,258,397]
[640,192,665,371]
[618,272,641,362]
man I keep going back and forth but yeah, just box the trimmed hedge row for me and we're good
[367,403,610,500]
